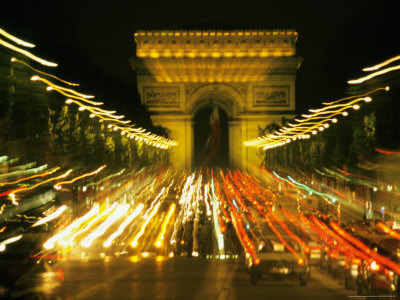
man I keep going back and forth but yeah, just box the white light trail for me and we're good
[32,205,67,227]
[81,204,130,248]
[104,204,144,248]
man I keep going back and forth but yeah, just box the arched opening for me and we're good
[193,105,229,169]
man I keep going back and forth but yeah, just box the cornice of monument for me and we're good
[134,29,298,37]
[134,29,298,58]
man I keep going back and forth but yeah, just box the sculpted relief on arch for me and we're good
[185,83,246,117]
[185,83,247,100]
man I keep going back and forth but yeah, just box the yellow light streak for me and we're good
[104,204,144,248]
[248,106,355,147]
[65,99,131,124]
[0,235,23,252]
[9,194,18,206]
[85,168,125,188]
[244,115,343,147]
[155,203,176,248]
[10,169,72,201]
[0,167,60,186]
[322,87,386,105]
[16,214,37,220]
[72,103,122,118]
[362,55,400,72]
[81,204,130,248]
[301,106,354,119]
[348,64,400,84]
[0,28,35,48]
[11,58,79,86]
[204,184,212,216]
[43,204,100,250]
[31,81,103,105]
[178,174,196,223]
[308,97,370,113]
[244,86,390,149]
[31,76,94,99]
[32,205,67,227]
[28,73,177,148]
[92,114,131,124]
[0,37,57,67]
[69,203,117,244]
[131,201,162,248]
[111,124,177,147]
[54,165,106,190]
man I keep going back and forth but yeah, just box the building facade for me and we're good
[131,30,302,170]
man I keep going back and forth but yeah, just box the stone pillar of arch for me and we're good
[131,29,302,170]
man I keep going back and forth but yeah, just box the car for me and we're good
[247,236,310,286]
[356,237,400,296]
[343,234,372,290]
[326,248,347,277]
[319,241,350,278]
[344,256,361,289]
[308,240,323,264]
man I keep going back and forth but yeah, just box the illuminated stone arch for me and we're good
[132,29,302,170]
[186,83,244,118]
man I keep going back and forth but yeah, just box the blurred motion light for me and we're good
[0,28,35,47]
[0,36,57,67]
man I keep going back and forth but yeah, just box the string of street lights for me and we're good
[244,54,400,150]
[1,27,178,149]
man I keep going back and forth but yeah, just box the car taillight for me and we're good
[254,258,260,265]
[385,269,394,278]
[352,258,361,265]
[298,258,304,266]
[330,252,338,259]
[370,261,380,271]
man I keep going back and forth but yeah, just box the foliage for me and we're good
[263,111,378,172]
[0,54,170,172]
[349,113,376,162]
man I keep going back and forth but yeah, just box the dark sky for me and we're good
[1,0,399,116]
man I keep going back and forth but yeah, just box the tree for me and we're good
[350,112,376,162]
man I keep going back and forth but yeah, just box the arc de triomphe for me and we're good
[131,30,302,170]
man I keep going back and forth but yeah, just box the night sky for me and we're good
[1,0,399,118]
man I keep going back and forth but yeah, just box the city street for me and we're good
[8,256,354,300]
[1,167,399,299]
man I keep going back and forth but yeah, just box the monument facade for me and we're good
[131,30,302,170]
